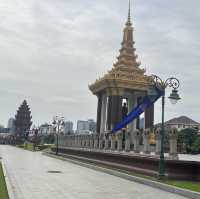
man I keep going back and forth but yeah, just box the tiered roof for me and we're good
[89,1,152,95]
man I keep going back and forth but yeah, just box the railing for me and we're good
[58,128,179,160]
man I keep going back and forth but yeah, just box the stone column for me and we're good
[70,136,73,147]
[73,135,76,147]
[128,94,137,130]
[169,128,179,160]
[143,129,151,154]
[144,105,154,129]
[104,133,109,150]
[94,134,99,149]
[77,135,80,147]
[155,128,162,155]
[100,93,107,134]
[106,96,112,131]
[75,135,78,147]
[133,129,141,153]
[136,97,142,129]
[79,135,82,148]
[86,135,90,148]
[89,135,94,148]
[80,135,84,148]
[125,131,131,152]
[84,135,87,148]
[128,94,137,146]
[71,136,73,147]
[110,134,116,151]
[81,135,84,148]
[72,136,74,147]
[111,96,122,130]
[99,134,104,149]
[117,131,123,151]
[96,94,102,134]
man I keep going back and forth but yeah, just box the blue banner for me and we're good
[112,86,163,133]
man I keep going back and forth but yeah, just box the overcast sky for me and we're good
[0,0,199,128]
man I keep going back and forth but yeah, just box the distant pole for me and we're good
[52,116,64,155]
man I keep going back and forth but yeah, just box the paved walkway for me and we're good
[0,145,188,199]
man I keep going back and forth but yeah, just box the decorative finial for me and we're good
[126,0,132,26]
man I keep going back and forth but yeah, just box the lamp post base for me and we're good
[158,173,166,181]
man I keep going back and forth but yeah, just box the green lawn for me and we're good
[119,169,200,192]
[18,143,53,151]
[0,163,9,199]
[166,180,200,192]
[115,167,200,192]
[17,143,35,151]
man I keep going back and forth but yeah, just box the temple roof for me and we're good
[89,1,152,95]
[166,116,199,125]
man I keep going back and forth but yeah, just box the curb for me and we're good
[44,152,200,199]
[1,161,15,199]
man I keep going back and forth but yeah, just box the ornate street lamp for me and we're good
[52,116,65,155]
[152,75,181,178]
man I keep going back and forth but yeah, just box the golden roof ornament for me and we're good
[89,0,152,95]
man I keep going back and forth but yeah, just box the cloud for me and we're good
[0,0,199,127]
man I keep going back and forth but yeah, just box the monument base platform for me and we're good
[51,147,200,181]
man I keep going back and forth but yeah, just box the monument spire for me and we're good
[126,0,132,26]
[114,0,141,69]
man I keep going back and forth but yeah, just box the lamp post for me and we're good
[52,116,65,155]
[152,75,181,179]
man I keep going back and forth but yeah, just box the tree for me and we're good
[178,128,198,153]
[191,137,200,154]
[14,100,32,142]
[43,134,55,144]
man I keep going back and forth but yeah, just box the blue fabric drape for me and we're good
[112,86,163,133]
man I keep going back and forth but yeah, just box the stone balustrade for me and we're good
[155,128,161,155]
[168,128,179,160]
[125,131,131,152]
[133,129,141,153]
[57,127,179,158]
[143,128,151,154]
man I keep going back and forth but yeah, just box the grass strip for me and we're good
[100,164,200,193]
[0,162,9,199]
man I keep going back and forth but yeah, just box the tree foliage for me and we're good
[14,100,32,141]
[178,128,198,153]
[191,137,200,154]
[43,134,55,144]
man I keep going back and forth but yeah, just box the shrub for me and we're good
[178,128,198,153]
[191,136,200,154]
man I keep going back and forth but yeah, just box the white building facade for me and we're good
[39,124,54,135]
[76,119,96,134]
[63,121,73,134]
[165,116,199,131]
[7,118,15,133]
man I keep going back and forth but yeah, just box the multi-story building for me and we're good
[39,124,54,135]
[77,120,89,132]
[0,128,10,134]
[63,121,73,134]
[7,118,15,133]
[88,119,96,133]
[76,119,96,134]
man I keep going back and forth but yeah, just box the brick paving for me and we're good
[0,145,189,199]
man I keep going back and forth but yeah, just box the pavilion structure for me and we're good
[89,1,154,135]
[57,1,180,163]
